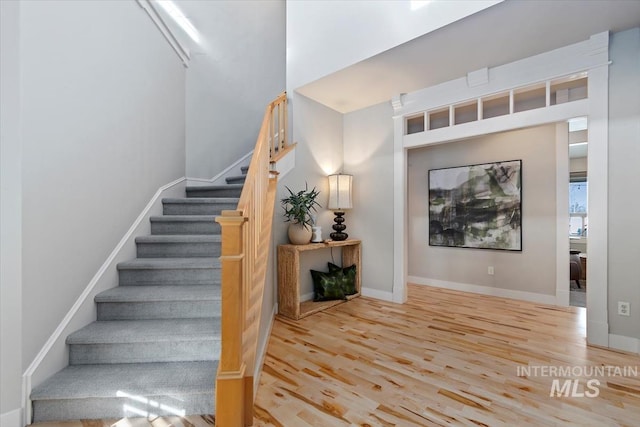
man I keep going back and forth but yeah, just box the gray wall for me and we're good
[1,0,23,420]
[608,28,640,339]
[343,102,395,293]
[407,125,558,297]
[183,0,286,179]
[19,0,186,371]
[272,93,345,298]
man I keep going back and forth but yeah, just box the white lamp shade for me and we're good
[328,174,353,210]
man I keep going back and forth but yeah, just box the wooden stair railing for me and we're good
[215,92,288,426]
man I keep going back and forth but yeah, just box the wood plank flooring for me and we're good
[30,284,640,426]
[254,284,640,426]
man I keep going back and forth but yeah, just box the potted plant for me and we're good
[281,184,321,244]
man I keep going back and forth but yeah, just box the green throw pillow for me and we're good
[311,269,347,302]
[328,262,357,296]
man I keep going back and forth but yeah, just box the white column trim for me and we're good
[555,122,570,307]
[392,114,407,303]
[585,59,610,347]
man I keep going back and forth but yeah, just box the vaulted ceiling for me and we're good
[297,0,640,113]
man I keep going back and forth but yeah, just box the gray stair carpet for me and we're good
[30,165,246,422]
[225,174,246,184]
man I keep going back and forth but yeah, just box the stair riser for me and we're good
[33,395,214,422]
[118,268,220,286]
[187,188,242,198]
[97,300,221,320]
[68,341,221,365]
[137,242,221,258]
[163,202,237,215]
[151,221,221,235]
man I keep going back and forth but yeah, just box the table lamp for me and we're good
[328,174,353,241]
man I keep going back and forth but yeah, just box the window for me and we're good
[569,175,587,236]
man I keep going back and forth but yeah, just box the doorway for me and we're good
[568,117,588,308]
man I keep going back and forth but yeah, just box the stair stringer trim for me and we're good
[186,150,253,188]
[22,177,187,425]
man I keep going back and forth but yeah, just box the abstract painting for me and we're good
[428,160,522,250]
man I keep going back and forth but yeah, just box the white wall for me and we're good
[343,102,395,294]
[20,0,186,376]
[286,0,501,90]
[608,27,640,340]
[407,125,558,297]
[182,0,286,179]
[1,1,23,424]
[273,94,344,299]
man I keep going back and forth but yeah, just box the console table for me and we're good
[277,239,361,320]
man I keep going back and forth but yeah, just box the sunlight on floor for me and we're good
[116,390,186,418]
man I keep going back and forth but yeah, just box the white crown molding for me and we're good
[390,95,403,114]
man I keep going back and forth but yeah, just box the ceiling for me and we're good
[297,0,640,114]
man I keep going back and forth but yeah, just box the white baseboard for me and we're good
[408,276,557,305]
[587,320,610,348]
[609,334,640,354]
[361,287,394,302]
[22,177,186,424]
[253,304,277,396]
[1,408,22,427]
[556,289,570,307]
[186,151,253,187]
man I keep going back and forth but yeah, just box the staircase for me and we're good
[30,171,247,422]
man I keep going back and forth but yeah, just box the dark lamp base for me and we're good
[330,211,348,241]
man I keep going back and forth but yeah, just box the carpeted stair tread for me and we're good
[150,215,218,222]
[186,184,243,192]
[241,165,249,174]
[66,318,220,345]
[162,197,239,204]
[225,175,246,184]
[30,361,217,400]
[135,235,222,244]
[95,285,220,303]
[186,184,243,198]
[117,257,220,270]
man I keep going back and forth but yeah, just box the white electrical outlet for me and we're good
[488,266,494,275]
[618,301,630,316]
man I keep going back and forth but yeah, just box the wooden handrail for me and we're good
[214,92,288,426]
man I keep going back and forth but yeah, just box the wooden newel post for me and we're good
[215,211,248,427]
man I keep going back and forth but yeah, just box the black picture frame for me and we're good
[428,159,522,251]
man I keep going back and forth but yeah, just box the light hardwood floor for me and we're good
[30,285,640,426]
[254,284,640,426]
